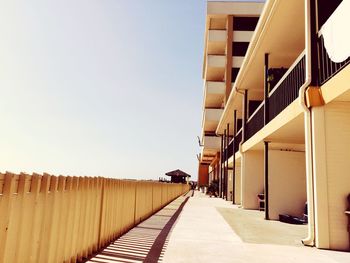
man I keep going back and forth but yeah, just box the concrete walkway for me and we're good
[85,191,350,263]
[85,192,191,263]
[162,191,350,263]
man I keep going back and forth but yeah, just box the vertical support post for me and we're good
[226,123,230,201]
[264,53,269,125]
[310,0,319,87]
[264,141,269,220]
[219,135,223,197]
[225,15,234,104]
[346,194,350,251]
[242,90,248,142]
[232,110,237,204]
[223,129,227,199]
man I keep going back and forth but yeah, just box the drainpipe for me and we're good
[300,0,315,247]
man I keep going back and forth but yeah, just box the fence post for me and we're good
[98,177,105,248]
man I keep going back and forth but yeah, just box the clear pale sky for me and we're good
[0,0,207,180]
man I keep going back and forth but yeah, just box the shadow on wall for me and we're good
[85,197,189,263]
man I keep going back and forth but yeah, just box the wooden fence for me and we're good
[0,172,189,263]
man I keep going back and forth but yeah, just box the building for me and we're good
[198,0,265,192]
[165,169,191,184]
[199,0,350,251]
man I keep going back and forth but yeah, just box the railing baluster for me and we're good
[318,35,350,85]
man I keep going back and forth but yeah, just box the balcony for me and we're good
[207,30,227,57]
[207,55,226,68]
[208,30,226,42]
[203,108,224,133]
[205,55,226,81]
[318,36,350,86]
[232,56,244,69]
[246,102,264,141]
[268,52,305,122]
[202,135,221,150]
[203,108,224,122]
[223,128,242,162]
[242,51,306,143]
[204,81,225,108]
[317,0,350,86]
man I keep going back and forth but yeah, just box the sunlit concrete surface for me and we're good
[162,191,350,263]
[85,192,192,263]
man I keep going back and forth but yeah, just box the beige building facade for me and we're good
[198,1,265,193]
[199,0,350,251]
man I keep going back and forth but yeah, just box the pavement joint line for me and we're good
[143,197,190,263]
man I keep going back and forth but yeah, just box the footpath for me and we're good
[162,191,350,263]
[86,190,350,263]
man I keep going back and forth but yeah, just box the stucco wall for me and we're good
[198,164,209,187]
[227,170,233,201]
[268,150,306,220]
[241,151,264,209]
[313,101,350,250]
[235,163,242,204]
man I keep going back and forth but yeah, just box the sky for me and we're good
[0,0,207,180]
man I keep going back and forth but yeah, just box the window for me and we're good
[232,68,240,82]
[233,42,249,56]
[233,17,259,31]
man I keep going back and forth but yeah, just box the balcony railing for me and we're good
[268,52,305,122]
[223,128,242,163]
[234,129,242,154]
[318,35,350,86]
[246,102,264,141]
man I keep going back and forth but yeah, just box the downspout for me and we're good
[300,0,315,247]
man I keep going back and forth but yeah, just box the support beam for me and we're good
[219,135,223,197]
[242,90,248,142]
[232,110,237,204]
[225,15,234,104]
[264,53,269,125]
[226,123,230,201]
[264,141,269,220]
[310,0,319,87]
[223,129,227,199]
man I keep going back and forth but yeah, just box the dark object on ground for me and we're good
[207,180,219,198]
[279,202,308,225]
[279,214,307,225]
[257,193,265,211]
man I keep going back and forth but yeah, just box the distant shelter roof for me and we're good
[165,169,191,178]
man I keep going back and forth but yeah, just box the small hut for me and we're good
[165,169,191,184]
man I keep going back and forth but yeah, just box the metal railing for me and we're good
[234,128,242,154]
[318,35,350,86]
[246,101,264,141]
[223,129,242,162]
[268,52,306,123]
